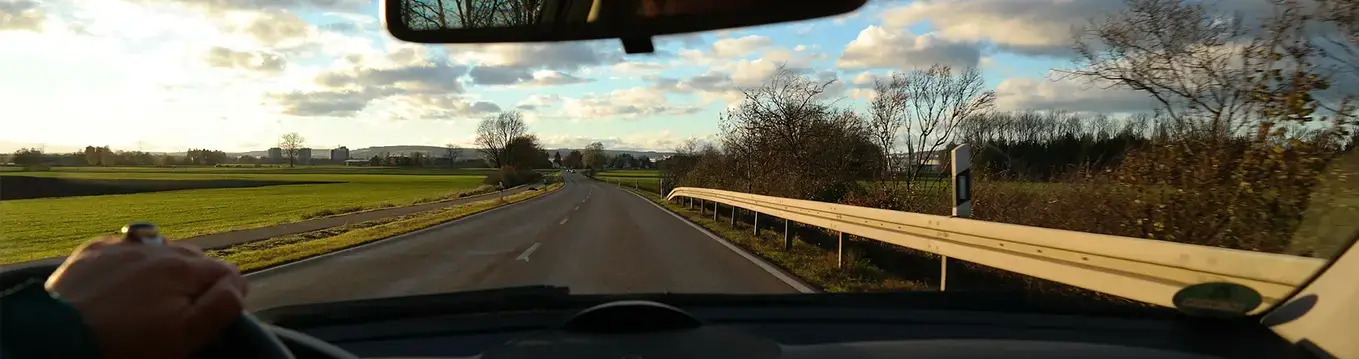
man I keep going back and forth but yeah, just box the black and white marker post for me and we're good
[941,144,973,291]
[952,144,973,217]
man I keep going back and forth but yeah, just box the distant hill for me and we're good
[225,145,673,160]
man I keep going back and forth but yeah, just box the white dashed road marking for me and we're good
[516,243,542,262]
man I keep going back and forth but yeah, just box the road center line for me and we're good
[559,217,569,225]
[573,205,580,211]
[516,242,542,262]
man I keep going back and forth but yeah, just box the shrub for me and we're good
[481,166,543,188]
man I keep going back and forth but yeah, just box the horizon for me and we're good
[1,142,677,156]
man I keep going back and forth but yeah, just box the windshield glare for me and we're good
[1,0,1355,317]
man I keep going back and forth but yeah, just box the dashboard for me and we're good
[264,300,1303,359]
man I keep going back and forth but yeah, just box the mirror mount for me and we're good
[620,37,654,54]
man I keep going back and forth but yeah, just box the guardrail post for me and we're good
[699,199,705,214]
[940,255,949,291]
[712,202,718,221]
[783,219,792,250]
[753,212,761,236]
[952,144,973,218]
[837,232,845,268]
[730,206,737,227]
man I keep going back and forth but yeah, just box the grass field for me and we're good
[596,170,663,194]
[0,170,488,264]
[0,165,513,176]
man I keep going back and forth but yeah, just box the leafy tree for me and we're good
[553,151,562,166]
[504,135,544,168]
[12,148,44,166]
[582,142,606,170]
[565,150,584,169]
[157,155,178,166]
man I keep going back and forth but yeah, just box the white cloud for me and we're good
[381,94,501,121]
[0,0,45,32]
[711,35,772,58]
[559,87,701,119]
[606,61,668,75]
[848,88,877,101]
[450,41,620,70]
[205,46,287,73]
[849,72,877,87]
[838,26,982,70]
[878,0,1282,57]
[516,94,562,110]
[994,76,1157,113]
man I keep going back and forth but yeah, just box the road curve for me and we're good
[244,172,799,310]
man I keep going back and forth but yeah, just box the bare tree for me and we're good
[474,111,527,168]
[278,132,305,168]
[1058,0,1262,137]
[882,65,995,196]
[867,73,908,188]
[444,143,462,168]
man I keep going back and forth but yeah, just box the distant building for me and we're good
[344,159,369,166]
[888,150,946,173]
[298,148,312,165]
[267,147,282,163]
[331,146,350,161]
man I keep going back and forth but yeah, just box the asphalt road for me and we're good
[244,172,801,310]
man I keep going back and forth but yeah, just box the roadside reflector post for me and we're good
[753,212,761,236]
[837,232,845,268]
[783,219,792,250]
[952,144,973,218]
[730,206,737,227]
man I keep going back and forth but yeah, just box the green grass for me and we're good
[0,165,503,176]
[596,170,663,194]
[609,182,926,292]
[209,183,565,272]
[597,169,660,178]
[0,171,488,264]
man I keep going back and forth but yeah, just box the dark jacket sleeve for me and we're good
[0,279,101,359]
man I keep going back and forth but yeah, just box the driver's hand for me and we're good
[45,236,248,359]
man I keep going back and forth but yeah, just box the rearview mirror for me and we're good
[381,0,867,53]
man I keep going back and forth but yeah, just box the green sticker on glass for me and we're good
[1172,282,1262,318]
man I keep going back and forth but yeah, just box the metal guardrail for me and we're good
[666,187,1327,312]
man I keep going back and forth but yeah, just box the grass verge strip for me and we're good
[608,182,926,292]
[210,183,563,272]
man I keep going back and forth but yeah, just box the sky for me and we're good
[0,0,1210,153]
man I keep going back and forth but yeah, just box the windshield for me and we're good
[1,0,1355,318]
